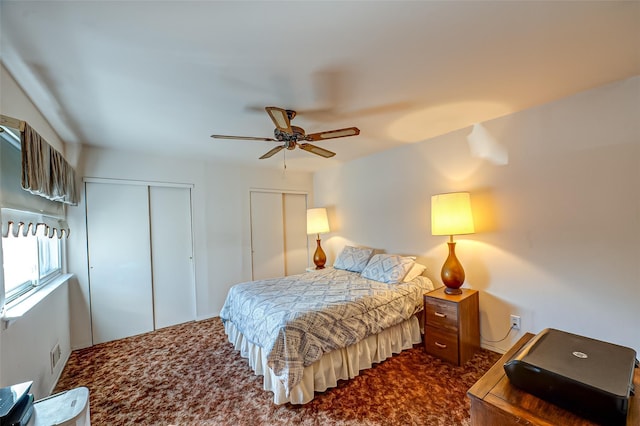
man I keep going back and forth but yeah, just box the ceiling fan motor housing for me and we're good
[274,126,307,144]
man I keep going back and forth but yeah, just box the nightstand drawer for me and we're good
[425,328,459,364]
[425,298,458,332]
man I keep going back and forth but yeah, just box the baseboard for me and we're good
[196,313,219,321]
[48,351,71,397]
[481,342,506,354]
[71,340,93,351]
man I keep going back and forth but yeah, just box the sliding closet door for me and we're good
[86,182,154,345]
[250,191,286,280]
[250,191,308,280]
[149,186,196,329]
[282,193,307,276]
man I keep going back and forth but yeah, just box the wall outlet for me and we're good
[510,314,521,330]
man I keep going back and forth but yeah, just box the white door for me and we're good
[86,182,154,344]
[250,191,308,280]
[283,193,308,275]
[250,191,285,280]
[149,186,196,329]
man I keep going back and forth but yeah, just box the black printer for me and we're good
[504,328,637,425]
[0,381,33,426]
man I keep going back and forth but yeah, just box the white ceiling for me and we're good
[1,1,638,172]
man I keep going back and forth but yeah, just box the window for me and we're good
[2,226,62,304]
[1,124,68,308]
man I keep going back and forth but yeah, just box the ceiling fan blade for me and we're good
[299,143,336,158]
[265,106,292,133]
[210,134,276,142]
[259,145,285,159]
[305,127,360,141]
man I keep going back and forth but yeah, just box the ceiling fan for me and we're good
[211,106,360,159]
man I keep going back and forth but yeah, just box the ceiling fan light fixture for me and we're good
[211,106,359,160]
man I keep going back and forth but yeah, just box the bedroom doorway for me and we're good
[249,190,308,280]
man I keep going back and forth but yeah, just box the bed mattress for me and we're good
[220,267,433,395]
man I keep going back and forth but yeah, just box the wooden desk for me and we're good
[468,333,639,426]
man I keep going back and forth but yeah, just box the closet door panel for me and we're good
[149,186,196,329]
[86,182,154,345]
[250,191,285,280]
[283,193,308,276]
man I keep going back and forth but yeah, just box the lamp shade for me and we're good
[431,192,475,236]
[307,208,330,235]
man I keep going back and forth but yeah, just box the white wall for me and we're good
[0,64,65,153]
[66,146,314,348]
[0,64,72,394]
[0,283,70,399]
[314,76,640,353]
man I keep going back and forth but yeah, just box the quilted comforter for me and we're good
[220,267,433,394]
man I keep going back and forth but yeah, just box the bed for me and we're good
[220,250,435,405]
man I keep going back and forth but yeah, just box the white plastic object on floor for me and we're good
[28,387,90,426]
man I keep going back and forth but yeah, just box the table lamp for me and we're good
[431,192,475,294]
[307,207,330,269]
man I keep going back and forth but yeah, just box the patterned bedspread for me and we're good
[220,268,433,394]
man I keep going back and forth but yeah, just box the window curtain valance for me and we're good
[21,121,78,205]
[0,208,70,239]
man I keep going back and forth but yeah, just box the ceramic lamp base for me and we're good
[441,241,465,294]
[313,237,326,269]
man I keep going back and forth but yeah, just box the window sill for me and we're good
[2,273,73,329]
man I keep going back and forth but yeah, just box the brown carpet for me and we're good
[55,317,500,425]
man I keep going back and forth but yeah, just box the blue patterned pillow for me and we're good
[333,246,375,273]
[361,254,415,284]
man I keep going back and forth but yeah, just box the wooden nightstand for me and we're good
[305,266,332,272]
[423,287,480,366]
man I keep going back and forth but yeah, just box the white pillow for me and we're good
[333,245,375,273]
[403,263,427,282]
[361,254,415,284]
[417,276,436,292]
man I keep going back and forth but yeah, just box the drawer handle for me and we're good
[434,312,446,318]
[435,342,447,349]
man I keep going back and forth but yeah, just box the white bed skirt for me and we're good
[224,315,422,405]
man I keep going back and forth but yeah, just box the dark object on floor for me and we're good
[504,328,637,425]
[0,381,33,426]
